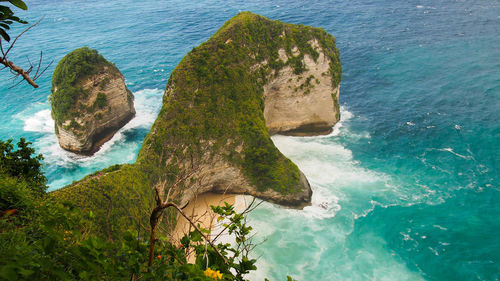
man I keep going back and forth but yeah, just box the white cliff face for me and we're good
[263,39,340,136]
[54,67,135,154]
[174,154,312,209]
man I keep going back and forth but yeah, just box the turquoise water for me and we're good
[0,1,498,280]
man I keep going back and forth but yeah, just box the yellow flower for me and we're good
[204,268,222,279]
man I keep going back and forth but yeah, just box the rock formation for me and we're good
[143,12,342,208]
[264,40,340,136]
[54,12,341,237]
[50,47,135,154]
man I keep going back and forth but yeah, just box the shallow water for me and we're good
[0,1,498,280]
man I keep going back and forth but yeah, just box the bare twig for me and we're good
[3,19,42,58]
[0,57,39,88]
[0,19,51,88]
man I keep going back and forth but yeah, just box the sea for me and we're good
[0,1,498,280]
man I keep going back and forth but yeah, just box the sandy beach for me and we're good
[170,193,255,246]
[171,193,236,244]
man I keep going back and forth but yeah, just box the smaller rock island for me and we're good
[49,47,135,154]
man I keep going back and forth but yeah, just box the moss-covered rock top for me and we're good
[49,47,120,125]
[49,47,135,154]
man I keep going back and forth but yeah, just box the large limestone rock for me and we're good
[264,40,340,136]
[136,12,341,208]
[50,47,135,154]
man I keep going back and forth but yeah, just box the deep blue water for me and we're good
[0,1,498,280]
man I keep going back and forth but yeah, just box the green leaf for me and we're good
[0,6,14,14]
[190,230,202,242]
[9,15,27,24]
[7,0,27,10]
[18,268,34,277]
[180,235,190,247]
[42,236,56,253]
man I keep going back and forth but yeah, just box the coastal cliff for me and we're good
[264,39,340,136]
[49,47,135,154]
[53,12,341,236]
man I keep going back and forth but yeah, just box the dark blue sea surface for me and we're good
[0,1,498,280]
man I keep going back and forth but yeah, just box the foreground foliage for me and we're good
[0,192,259,280]
[0,138,296,280]
[0,0,27,42]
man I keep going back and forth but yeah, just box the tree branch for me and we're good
[0,19,49,88]
[0,57,38,88]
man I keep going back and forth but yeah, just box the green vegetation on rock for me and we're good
[49,47,119,125]
[95,92,107,108]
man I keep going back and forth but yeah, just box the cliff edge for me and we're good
[49,47,135,154]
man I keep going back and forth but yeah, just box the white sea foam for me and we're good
[437,147,470,159]
[268,115,390,220]
[23,109,53,133]
[433,224,448,231]
[302,185,341,219]
[247,113,427,281]
[329,106,354,136]
[428,247,439,256]
[272,135,385,187]
[400,232,413,241]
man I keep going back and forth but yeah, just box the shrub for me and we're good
[95,92,107,109]
[0,138,46,195]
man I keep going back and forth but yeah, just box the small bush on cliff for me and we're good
[95,92,107,108]
[49,47,119,125]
